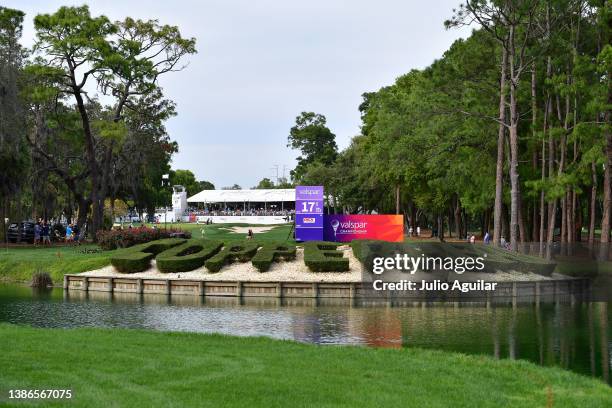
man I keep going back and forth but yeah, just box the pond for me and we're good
[0,284,609,384]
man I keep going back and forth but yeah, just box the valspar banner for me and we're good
[323,215,404,242]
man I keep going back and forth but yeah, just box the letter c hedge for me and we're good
[156,239,223,273]
[110,238,187,273]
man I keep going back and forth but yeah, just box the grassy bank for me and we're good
[0,324,609,407]
[0,245,111,284]
[0,224,293,284]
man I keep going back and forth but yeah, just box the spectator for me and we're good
[416,226,421,237]
[34,222,41,246]
[469,235,476,244]
[41,222,51,246]
[65,224,73,243]
[73,224,80,245]
[483,231,490,244]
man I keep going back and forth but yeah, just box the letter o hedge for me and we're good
[156,239,223,273]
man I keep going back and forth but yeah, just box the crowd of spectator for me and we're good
[185,207,295,217]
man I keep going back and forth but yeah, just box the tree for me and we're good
[0,7,28,239]
[447,0,543,250]
[31,5,196,238]
[170,169,200,197]
[287,112,338,182]
[254,178,275,189]
[198,180,215,190]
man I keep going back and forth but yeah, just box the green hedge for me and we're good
[156,239,223,273]
[251,243,297,272]
[304,241,349,272]
[204,241,260,273]
[110,238,187,273]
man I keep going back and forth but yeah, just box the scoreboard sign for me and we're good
[295,185,324,241]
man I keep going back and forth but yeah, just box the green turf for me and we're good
[0,224,294,284]
[0,245,111,284]
[161,222,295,244]
[0,324,609,407]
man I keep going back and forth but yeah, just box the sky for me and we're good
[8,0,471,189]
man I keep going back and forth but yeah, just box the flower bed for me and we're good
[97,227,192,250]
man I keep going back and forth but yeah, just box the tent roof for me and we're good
[187,189,295,203]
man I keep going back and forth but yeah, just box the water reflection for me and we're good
[0,284,609,383]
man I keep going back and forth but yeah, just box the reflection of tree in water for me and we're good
[395,302,610,384]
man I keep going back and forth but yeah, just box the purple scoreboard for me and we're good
[295,185,324,241]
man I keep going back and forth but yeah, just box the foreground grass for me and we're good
[0,224,294,284]
[0,325,609,407]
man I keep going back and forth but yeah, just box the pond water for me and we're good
[0,284,609,384]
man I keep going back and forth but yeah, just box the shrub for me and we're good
[110,238,187,273]
[96,227,192,250]
[31,271,53,288]
[205,241,260,273]
[350,239,386,264]
[251,243,297,272]
[304,241,349,272]
[156,239,223,273]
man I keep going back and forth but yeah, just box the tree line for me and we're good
[289,0,611,252]
[0,5,197,239]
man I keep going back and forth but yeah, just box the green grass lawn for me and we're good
[0,224,294,284]
[0,245,111,284]
[186,222,295,244]
[0,324,609,408]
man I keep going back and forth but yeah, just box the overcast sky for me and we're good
[8,0,471,189]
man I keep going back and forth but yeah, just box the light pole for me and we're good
[162,174,170,231]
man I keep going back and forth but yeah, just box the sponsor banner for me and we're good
[295,213,323,228]
[193,215,288,224]
[295,185,324,241]
[324,214,404,242]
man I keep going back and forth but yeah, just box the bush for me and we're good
[205,241,260,273]
[96,227,192,250]
[350,239,385,264]
[110,238,187,273]
[304,241,349,272]
[31,271,53,288]
[251,243,297,272]
[156,239,223,273]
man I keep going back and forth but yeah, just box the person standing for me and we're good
[72,224,80,245]
[41,222,51,246]
[65,224,73,243]
[34,222,41,245]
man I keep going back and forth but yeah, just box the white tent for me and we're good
[187,189,295,204]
